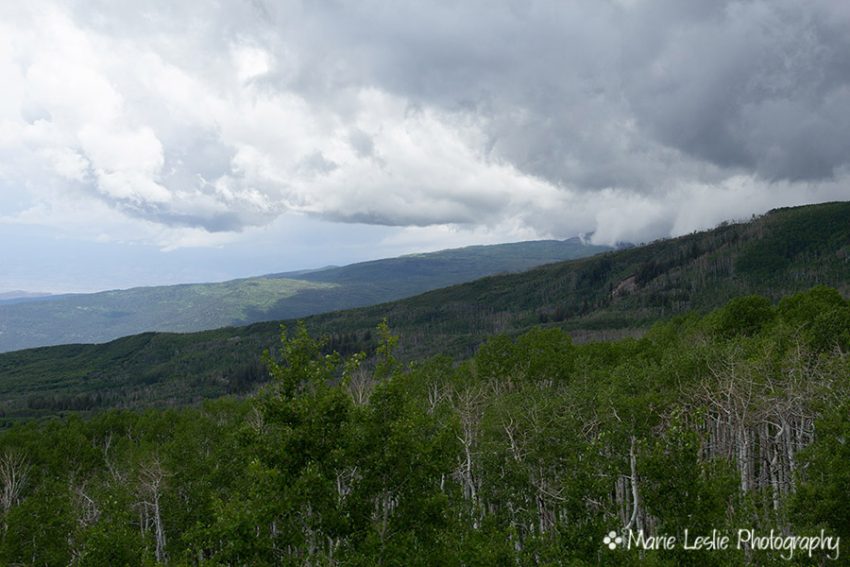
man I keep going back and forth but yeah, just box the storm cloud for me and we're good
[2,0,849,248]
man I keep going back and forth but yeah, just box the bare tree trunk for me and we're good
[624,436,642,533]
[347,367,376,406]
[139,457,169,564]
[453,385,487,527]
[0,450,30,536]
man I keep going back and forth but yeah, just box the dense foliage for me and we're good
[1,286,848,565]
[2,202,849,424]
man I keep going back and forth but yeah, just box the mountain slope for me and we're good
[0,291,52,304]
[1,201,849,422]
[0,238,609,352]
[306,202,850,356]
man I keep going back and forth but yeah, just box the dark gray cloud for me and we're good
[3,0,850,248]
[624,0,850,182]
[277,0,850,186]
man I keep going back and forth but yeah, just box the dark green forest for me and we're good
[2,202,850,424]
[1,286,848,565]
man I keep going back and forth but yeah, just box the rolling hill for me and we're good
[0,238,609,353]
[1,201,849,423]
[0,291,53,303]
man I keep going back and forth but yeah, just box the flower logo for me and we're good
[603,530,623,550]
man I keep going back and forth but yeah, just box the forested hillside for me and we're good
[0,238,609,353]
[1,287,848,565]
[1,202,848,422]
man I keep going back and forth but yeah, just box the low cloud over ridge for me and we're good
[1,0,849,249]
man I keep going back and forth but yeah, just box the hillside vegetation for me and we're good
[0,239,608,352]
[0,202,849,422]
[0,287,848,565]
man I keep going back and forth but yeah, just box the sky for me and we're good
[1,0,849,293]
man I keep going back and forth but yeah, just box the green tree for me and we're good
[713,294,775,338]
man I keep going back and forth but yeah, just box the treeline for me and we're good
[3,202,850,420]
[0,287,848,565]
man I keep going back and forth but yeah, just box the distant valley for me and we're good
[1,201,848,422]
[0,238,610,352]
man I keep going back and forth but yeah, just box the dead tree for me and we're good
[0,450,31,535]
[452,385,488,526]
[138,456,169,564]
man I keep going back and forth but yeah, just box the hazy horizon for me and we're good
[0,231,601,295]
[3,1,850,292]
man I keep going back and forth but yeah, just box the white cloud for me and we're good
[0,0,848,260]
[38,147,89,182]
[232,44,272,83]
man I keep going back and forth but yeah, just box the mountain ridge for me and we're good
[0,291,53,304]
[0,238,610,353]
[1,201,848,422]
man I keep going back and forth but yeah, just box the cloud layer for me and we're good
[2,0,849,248]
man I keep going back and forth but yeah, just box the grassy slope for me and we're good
[0,278,335,352]
[0,239,609,353]
[1,202,849,422]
